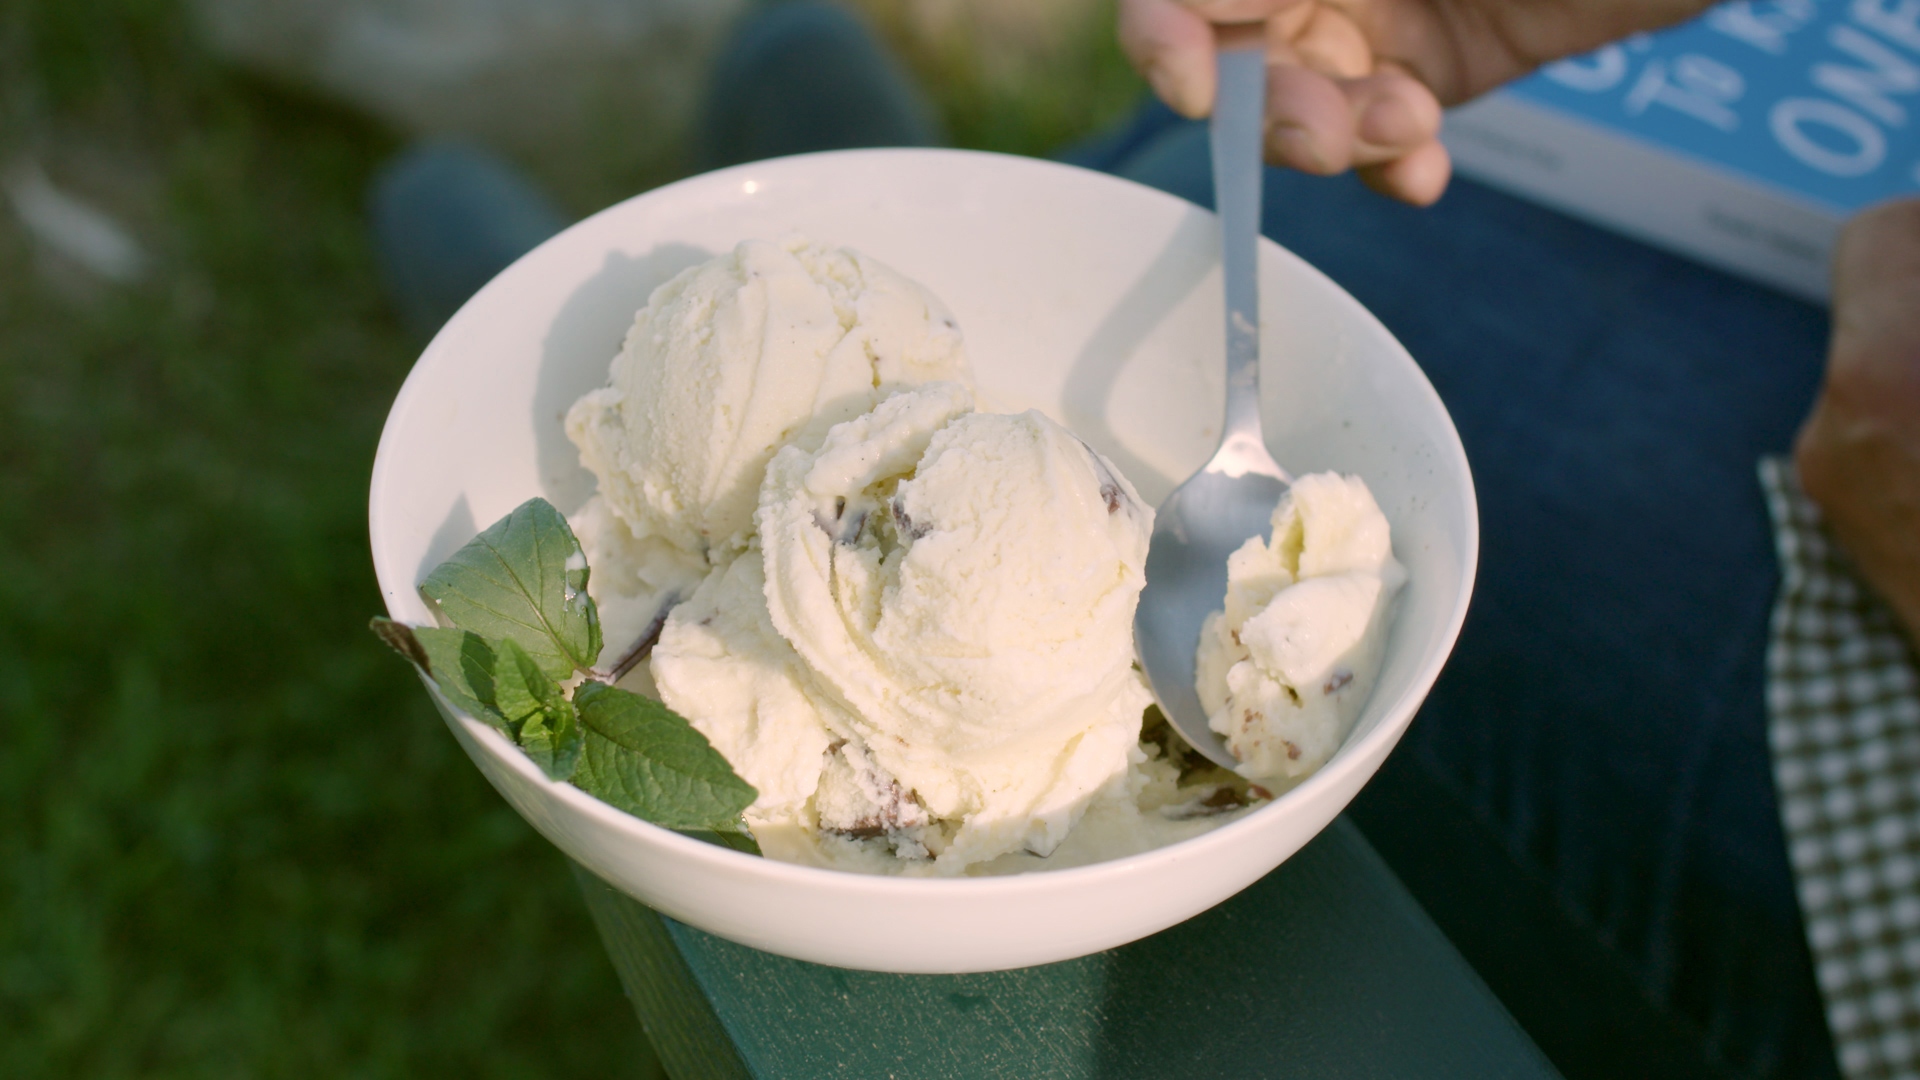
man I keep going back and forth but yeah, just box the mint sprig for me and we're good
[373,497,758,853]
[493,638,584,780]
[370,621,505,733]
[420,497,601,682]
[572,682,759,830]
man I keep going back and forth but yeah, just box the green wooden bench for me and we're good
[576,817,1562,1079]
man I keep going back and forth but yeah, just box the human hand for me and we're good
[1795,198,1920,647]
[1118,0,1711,205]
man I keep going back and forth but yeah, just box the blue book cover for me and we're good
[1505,0,1920,215]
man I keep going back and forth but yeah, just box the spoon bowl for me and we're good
[1137,454,1288,769]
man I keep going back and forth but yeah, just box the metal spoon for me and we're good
[1135,45,1289,771]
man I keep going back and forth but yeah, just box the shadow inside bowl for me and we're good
[415,494,477,587]
[1059,206,1215,506]
[532,241,715,515]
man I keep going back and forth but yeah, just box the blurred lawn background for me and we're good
[0,1,1145,1076]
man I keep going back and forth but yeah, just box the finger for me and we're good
[1348,70,1444,164]
[1260,63,1444,174]
[1263,63,1356,174]
[1280,3,1372,79]
[1119,0,1220,118]
[1180,0,1302,21]
[1358,139,1453,205]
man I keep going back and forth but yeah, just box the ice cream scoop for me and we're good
[568,235,968,554]
[756,382,1155,870]
[566,235,971,667]
[1194,473,1406,778]
[646,382,1158,873]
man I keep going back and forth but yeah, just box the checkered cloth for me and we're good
[1761,457,1920,1080]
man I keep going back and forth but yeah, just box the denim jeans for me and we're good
[1069,103,1840,1080]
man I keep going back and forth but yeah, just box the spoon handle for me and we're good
[1210,46,1267,449]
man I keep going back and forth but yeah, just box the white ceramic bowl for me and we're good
[370,148,1477,974]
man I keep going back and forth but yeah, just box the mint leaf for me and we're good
[420,498,601,682]
[520,699,584,782]
[380,500,757,852]
[491,638,561,728]
[495,638,583,781]
[679,825,763,856]
[371,617,511,736]
[412,626,508,730]
[370,615,432,669]
[571,681,758,830]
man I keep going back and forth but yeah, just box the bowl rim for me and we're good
[370,145,1480,897]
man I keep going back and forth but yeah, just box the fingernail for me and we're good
[1359,94,1418,147]
[1146,61,1205,119]
[1268,123,1330,174]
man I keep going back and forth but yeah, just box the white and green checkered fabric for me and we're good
[1761,457,1920,1080]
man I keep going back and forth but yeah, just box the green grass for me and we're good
[854,0,1148,160]
[0,1,1144,1076]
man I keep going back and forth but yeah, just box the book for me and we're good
[1441,0,1920,302]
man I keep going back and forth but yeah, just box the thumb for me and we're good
[1119,0,1219,117]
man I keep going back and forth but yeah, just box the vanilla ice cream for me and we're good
[652,382,1159,873]
[565,235,970,662]
[568,237,1294,876]
[1194,473,1406,779]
